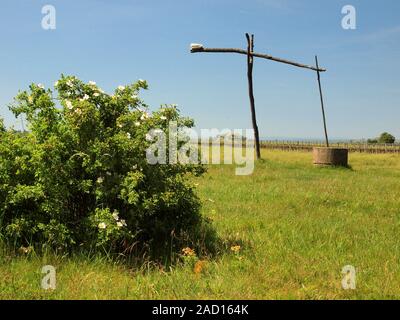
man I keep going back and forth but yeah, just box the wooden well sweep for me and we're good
[313,147,348,166]
[190,36,327,160]
[189,36,349,165]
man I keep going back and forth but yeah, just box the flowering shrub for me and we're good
[0,76,207,256]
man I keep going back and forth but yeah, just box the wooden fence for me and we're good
[260,141,400,154]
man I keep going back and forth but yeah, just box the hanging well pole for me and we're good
[246,33,261,159]
[315,55,329,147]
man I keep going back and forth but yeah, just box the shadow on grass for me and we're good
[314,163,354,171]
[0,217,249,273]
[132,217,250,270]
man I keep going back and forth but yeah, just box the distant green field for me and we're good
[1,150,400,299]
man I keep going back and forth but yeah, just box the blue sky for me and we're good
[0,0,399,140]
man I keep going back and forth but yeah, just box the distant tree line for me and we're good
[368,132,396,144]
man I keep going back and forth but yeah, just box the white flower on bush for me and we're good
[65,100,73,110]
[160,116,167,120]
[80,94,89,101]
[131,94,138,99]
[98,222,107,229]
[37,83,45,89]
[74,108,82,115]
[93,92,100,97]
[140,112,150,121]
[88,81,96,86]
[119,219,127,227]
[117,123,123,128]
[66,80,73,87]
[134,122,141,127]
[112,211,119,220]
[96,177,104,184]
[118,85,125,91]
[126,133,131,139]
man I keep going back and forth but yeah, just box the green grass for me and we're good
[1,150,400,299]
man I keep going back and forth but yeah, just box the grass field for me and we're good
[1,150,400,300]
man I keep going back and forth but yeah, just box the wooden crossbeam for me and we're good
[191,47,326,73]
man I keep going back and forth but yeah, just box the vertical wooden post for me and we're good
[315,55,329,148]
[246,33,261,159]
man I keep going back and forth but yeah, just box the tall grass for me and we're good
[1,150,400,299]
